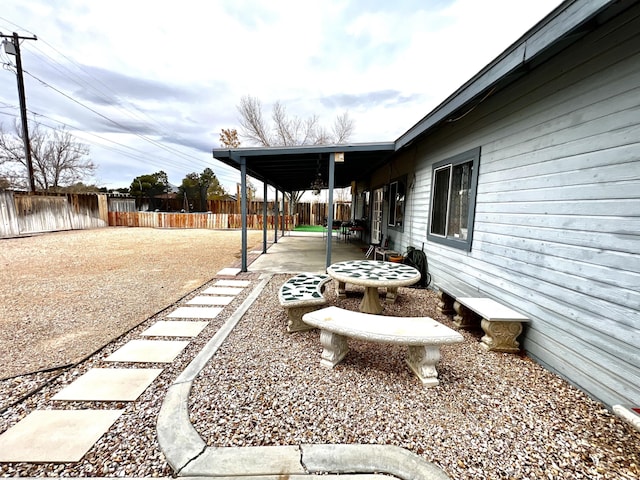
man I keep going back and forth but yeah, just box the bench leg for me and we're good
[319,330,349,368]
[286,306,319,333]
[336,280,347,298]
[436,290,454,315]
[453,301,477,329]
[406,345,441,387]
[385,286,398,304]
[480,319,523,353]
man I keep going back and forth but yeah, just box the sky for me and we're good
[0,0,564,193]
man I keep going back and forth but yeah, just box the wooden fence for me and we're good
[1,191,108,238]
[0,190,352,238]
[108,211,298,230]
[208,200,351,224]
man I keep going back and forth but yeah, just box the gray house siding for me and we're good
[389,4,640,408]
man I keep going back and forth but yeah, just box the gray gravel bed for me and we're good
[189,274,640,480]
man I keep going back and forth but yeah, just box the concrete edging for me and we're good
[612,405,640,433]
[157,273,450,480]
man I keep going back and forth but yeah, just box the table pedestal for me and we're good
[386,286,398,304]
[361,286,383,314]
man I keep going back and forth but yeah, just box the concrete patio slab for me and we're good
[141,321,209,338]
[52,368,163,401]
[216,267,241,276]
[202,286,244,296]
[186,295,233,306]
[104,340,190,363]
[0,409,124,463]
[167,307,223,319]
[214,280,251,287]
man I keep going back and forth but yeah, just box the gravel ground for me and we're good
[0,227,262,380]
[1,230,639,479]
[190,276,640,480]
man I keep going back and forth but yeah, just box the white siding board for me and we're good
[475,212,640,237]
[479,61,640,163]
[480,129,640,184]
[477,222,639,257]
[480,147,640,191]
[473,240,640,320]
[475,198,640,216]
[476,232,640,292]
[479,179,640,203]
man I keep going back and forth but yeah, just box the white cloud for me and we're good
[0,0,563,190]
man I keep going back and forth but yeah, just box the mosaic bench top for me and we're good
[278,273,331,307]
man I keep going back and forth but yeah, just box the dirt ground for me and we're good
[0,227,263,379]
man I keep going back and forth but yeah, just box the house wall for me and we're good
[389,6,640,408]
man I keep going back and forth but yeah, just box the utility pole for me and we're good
[1,32,37,192]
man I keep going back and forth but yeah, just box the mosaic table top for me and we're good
[327,260,421,288]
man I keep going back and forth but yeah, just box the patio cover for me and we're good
[212,143,395,193]
[212,143,395,271]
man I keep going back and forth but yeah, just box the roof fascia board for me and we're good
[213,142,395,159]
[395,0,613,150]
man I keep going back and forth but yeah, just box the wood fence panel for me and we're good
[15,195,72,234]
[0,191,19,238]
[107,212,296,230]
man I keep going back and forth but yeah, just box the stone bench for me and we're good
[278,273,331,333]
[435,283,530,353]
[302,306,464,387]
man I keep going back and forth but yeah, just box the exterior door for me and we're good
[371,187,383,244]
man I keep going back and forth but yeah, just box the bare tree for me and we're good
[238,95,354,148]
[236,95,355,210]
[237,96,271,146]
[0,121,95,191]
[333,111,355,144]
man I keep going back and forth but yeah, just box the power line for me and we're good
[0,20,240,187]
[21,68,210,166]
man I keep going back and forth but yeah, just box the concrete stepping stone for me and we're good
[141,320,209,337]
[104,339,189,363]
[216,267,241,276]
[215,279,250,287]
[167,306,223,319]
[187,295,233,306]
[0,409,124,463]
[53,368,162,401]
[202,286,243,296]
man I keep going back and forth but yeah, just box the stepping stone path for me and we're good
[0,277,251,464]
[187,295,234,306]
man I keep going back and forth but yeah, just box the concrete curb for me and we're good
[157,273,450,480]
[612,405,640,433]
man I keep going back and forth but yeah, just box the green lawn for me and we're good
[293,225,326,232]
